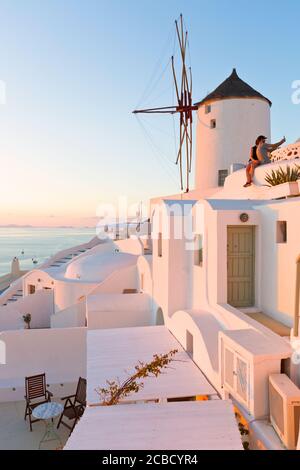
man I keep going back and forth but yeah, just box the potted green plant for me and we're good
[22,313,31,329]
[265,165,300,198]
[265,164,300,186]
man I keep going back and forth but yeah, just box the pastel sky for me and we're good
[0,0,299,226]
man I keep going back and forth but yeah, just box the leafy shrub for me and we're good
[95,349,178,406]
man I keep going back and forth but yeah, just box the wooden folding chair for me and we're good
[57,377,86,434]
[24,373,53,431]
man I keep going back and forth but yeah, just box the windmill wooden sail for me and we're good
[133,14,197,193]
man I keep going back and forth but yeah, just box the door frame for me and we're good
[227,225,255,308]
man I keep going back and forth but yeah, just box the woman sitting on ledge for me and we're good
[243,135,286,187]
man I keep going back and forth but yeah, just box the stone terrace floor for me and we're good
[0,398,70,450]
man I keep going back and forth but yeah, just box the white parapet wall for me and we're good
[0,289,54,331]
[50,300,86,328]
[211,156,300,200]
[168,309,223,390]
[0,327,86,401]
[270,141,300,163]
[87,293,154,329]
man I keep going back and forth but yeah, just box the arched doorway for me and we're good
[156,308,164,326]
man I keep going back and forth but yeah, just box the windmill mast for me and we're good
[133,14,197,193]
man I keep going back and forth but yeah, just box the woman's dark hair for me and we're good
[256,135,266,146]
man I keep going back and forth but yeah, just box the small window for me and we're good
[158,232,162,257]
[140,273,144,291]
[122,289,138,294]
[277,221,287,243]
[194,234,203,266]
[28,284,35,295]
[218,169,228,187]
[210,119,216,129]
[205,104,211,114]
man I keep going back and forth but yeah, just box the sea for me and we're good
[0,227,96,276]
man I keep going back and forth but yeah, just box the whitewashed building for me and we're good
[1,69,300,450]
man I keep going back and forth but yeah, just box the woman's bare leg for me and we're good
[250,161,260,181]
[244,163,252,185]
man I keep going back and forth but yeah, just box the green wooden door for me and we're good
[227,226,255,308]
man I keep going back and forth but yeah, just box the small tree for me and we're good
[22,313,31,329]
[95,349,178,406]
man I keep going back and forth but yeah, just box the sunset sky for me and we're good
[0,0,299,226]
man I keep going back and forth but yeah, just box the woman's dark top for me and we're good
[249,145,258,162]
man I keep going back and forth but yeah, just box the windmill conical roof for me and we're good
[195,68,271,107]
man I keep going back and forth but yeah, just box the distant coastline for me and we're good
[0,227,96,276]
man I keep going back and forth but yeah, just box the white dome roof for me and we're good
[65,251,137,282]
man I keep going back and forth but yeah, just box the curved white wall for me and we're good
[195,98,271,191]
